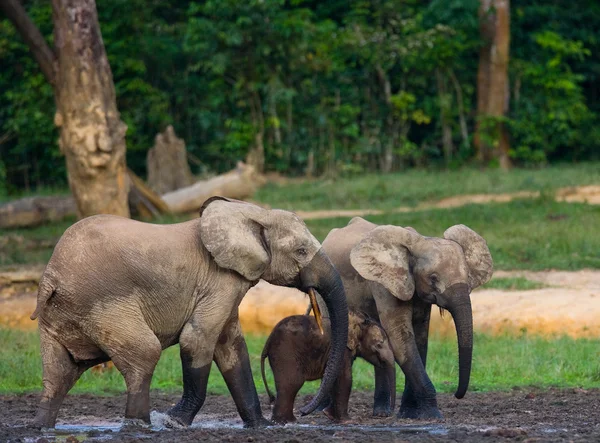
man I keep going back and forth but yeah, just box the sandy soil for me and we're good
[2,269,600,338]
[1,184,599,335]
[1,389,599,442]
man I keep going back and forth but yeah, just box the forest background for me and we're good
[1,0,599,196]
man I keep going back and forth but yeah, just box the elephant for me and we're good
[260,310,395,424]
[319,217,493,419]
[29,196,349,429]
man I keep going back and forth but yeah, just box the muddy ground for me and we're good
[1,389,599,442]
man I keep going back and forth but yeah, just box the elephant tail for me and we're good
[261,337,276,404]
[31,274,55,320]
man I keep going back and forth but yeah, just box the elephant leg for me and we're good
[32,329,86,428]
[371,286,441,420]
[373,365,394,417]
[166,321,216,426]
[108,327,162,423]
[400,297,432,416]
[213,316,270,428]
[323,348,353,423]
[271,374,303,424]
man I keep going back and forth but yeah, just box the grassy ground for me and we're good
[1,328,598,396]
[2,200,599,270]
[481,277,547,291]
[304,199,600,271]
[257,163,600,211]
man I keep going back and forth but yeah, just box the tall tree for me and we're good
[0,0,129,217]
[474,0,512,169]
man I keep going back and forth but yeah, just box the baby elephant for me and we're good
[261,311,396,424]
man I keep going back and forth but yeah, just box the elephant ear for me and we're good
[199,197,270,281]
[444,224,493,289]
[346,312,363,354]
[350,226,418,301]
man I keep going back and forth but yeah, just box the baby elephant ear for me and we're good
[200,197,270,281]
[350,226,416,301]
[444,224,494,289]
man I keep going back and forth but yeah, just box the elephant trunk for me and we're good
[297,249,349,416]
[446,283,473,400]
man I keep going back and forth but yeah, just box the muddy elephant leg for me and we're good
[32,329,86,428]
[213,316,270,428]
[108,325,162,424]
[324,348,353,423]
[166,321,216,426]
[371,285,441,420]
[400,297,432,417]
[373,365,395,417]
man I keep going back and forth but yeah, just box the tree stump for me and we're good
[146,125,194,194]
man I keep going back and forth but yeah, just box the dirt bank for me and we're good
[2,269,600,337]
[1,389,598,442]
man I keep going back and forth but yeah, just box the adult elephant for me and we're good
[321,217,492,419]
[30,196,348,429]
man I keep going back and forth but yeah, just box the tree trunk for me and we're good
[161,162,266,214]
[474,0,494,163]
[488,0,511,169]
[52,0,130,218]
[448,69,470,150]
[475,0,512,168]
[376,65,395,173]
[0,0,56,84]
[436,69,455,167]
[246,91,266,173]
[147,125,194,194]
[2,0,130,217]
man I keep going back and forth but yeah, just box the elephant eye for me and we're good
[430,273,439,284]
[297,248,308,257]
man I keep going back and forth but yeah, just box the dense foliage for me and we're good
[1,0,599,192]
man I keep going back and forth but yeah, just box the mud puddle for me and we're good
[2,389,599,442]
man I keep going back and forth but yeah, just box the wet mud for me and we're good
[1,388,599,442]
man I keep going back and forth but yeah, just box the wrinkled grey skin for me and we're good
[320,217,493,419]
[30,197,348,429]
[261,311,395,424]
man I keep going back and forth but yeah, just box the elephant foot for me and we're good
[121,418,152,431]
[243,416,273,428]
[271,413,295,425]
[323,406,351,424]
[372,404,393,418]
[398,403,443,420]
[165,403,197,427]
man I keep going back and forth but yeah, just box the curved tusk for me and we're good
[308,288,324,335]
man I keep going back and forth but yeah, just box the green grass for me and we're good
[482,277,547,291]
[1,329,599,396]
[304,199,600,271]
[2,199,599,270]
[256,163,600,211]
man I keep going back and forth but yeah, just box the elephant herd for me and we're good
[29,196,493,429]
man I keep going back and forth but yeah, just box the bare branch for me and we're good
[0,0,56,84]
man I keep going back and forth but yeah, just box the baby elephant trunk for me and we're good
[297,249,349,416]
[446,283,473,399]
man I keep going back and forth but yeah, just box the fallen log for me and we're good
[0,195,76,229]
[161,161,266,214]
[0,162,266,228]
[126,168,171,218]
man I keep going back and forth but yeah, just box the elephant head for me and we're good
[199,196,349,415]
[349,312,396,411]
[349,224,493,399]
